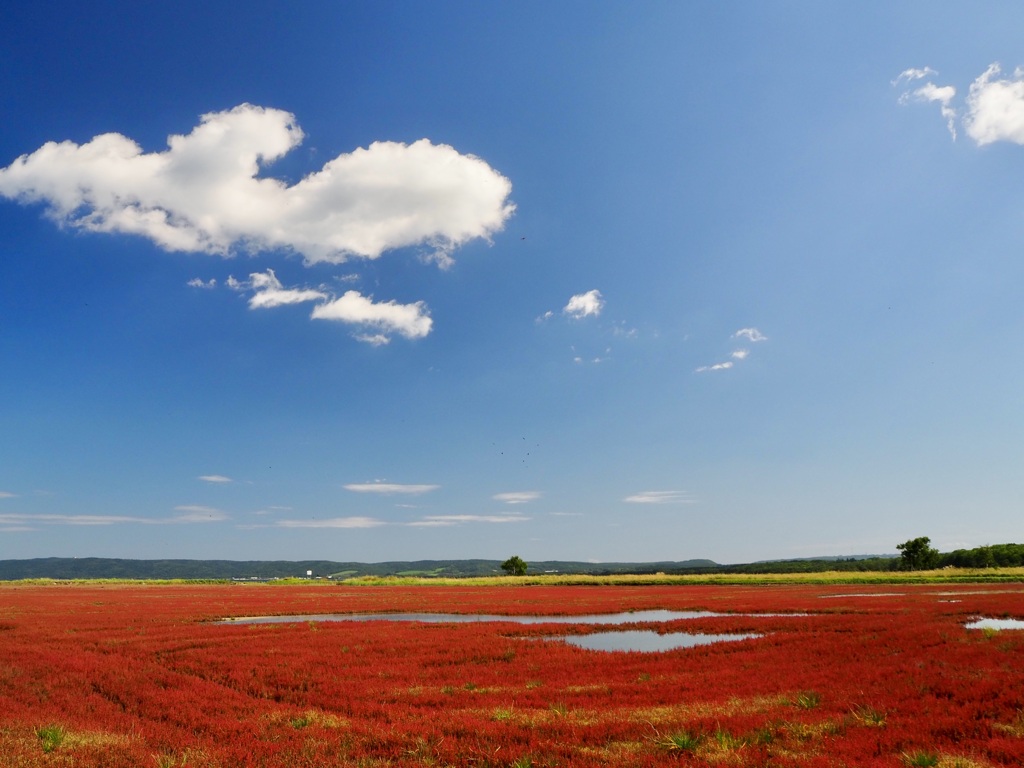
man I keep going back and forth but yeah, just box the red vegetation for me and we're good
[0,582,1022,766]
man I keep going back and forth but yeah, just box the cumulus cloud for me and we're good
[0,104,514,264]
[311,291,432,341]
[731,349,749,360]
[198,474,232,484]
[224,269,431,343]
[964,63,1024,145]
[187,277,216,289]
[344,482,440,495]
[493,491,541,505]
[896,63,1024,145]
[563,289,604,319]
[623,491,695,504]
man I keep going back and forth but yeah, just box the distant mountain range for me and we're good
[0,555,897,581]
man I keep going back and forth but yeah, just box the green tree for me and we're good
[500,555,528,576]
[896,536,939,571]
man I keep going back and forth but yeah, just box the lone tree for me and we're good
[500,555,528,576]
[896,536,939,571]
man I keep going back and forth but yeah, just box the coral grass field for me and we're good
[1,582,1023,766]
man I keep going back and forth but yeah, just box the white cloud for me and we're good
[353,333,391,347]
[623,491,695,504]
[695,361,733,373]
[895,68,959,139]
[312,291,432,341]
[198,474,232,484]
[733,327,767,342]
[493,491,541,505]
[224,270,427,343]
[0,509,227,526]
[895,63,1024,145]
[230,269,327,309]
[535,310,555,323]
[964,63,1024,145]
[187,277,216,289]
[343,482,440,495]
[276,516,386,529]
[697,329,766,372]
[916,83,958,139]
[171,505,229,522]
[0,491,15,499]
[563,289,604,319]
[0,513,146,526]
[406,519,458,527]
[418,514,528,524]
[0,104,514,264]
[892,67,938,86]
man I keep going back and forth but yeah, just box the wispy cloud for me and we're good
[892,67,938,86]
[187,277,216,289]
[344,482,440,496]
[275,516,386,529]
[198,475,232,484]
[172,505,229,522]
[0,491,16,499]
[493,491,542,505]
[414,514,529,526]
[697,328,767,372]
[563,289,604,319]
[0,508,228,527]
[623,491,696,505]
[228,269,327,309]
[733,327,767,343]
[696,361,733,373]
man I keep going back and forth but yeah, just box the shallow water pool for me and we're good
[216,609,726,625]
[556,630,762,652]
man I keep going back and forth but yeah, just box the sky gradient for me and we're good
[2,2,1023,564]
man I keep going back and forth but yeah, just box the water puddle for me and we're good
[557,630,761,652]
[965,617,1024,631]
[217,609,726,626]
[818,593,905,599]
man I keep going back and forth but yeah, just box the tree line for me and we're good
[896,538,1024,571]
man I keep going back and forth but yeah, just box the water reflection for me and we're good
[217,609,726,625]
[965,617,1024,631]
[557,630,761,652]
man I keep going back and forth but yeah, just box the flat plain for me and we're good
[1,577,1023,767]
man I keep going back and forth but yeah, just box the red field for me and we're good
[1,581,1023,767]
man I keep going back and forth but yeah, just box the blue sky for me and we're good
[2,2,1022,564]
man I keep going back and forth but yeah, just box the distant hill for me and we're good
[3,545,1017,581]
[0,557,720,581]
